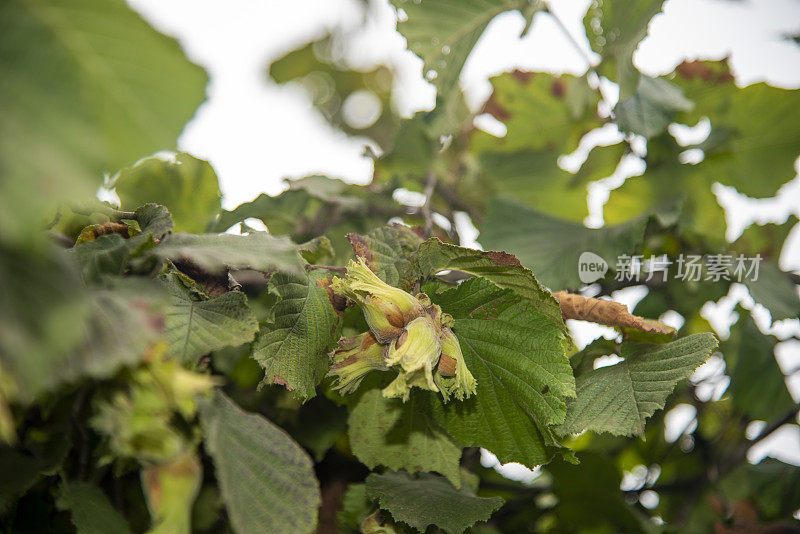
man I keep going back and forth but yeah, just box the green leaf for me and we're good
[269,35,398,149]
[429,277,573,467]
[213,189,312,234]
[298,236,335,265]
[160,271,258,364]
[722,308,795,420]
[731,216,798,260]
[1,249,165,404]
[615,75,693,138]
[337,483,370,531]
[349,389,462,488]
[111,154,221,234]
[558,333,718,437]
[199,391,320,534]
[472,72,600,155]
[252,270,341,399]
[134,203,175,239]
[583,0,665,93]
[0,0,206,244]
[468,72,602,221]
[285,396,348,462]
[722,459,800,520]
[673,60,800,200]
[365,471,503,534]
[570,142,627,186]
[743,261,800,323]
[480,197,647,290]
[69,233,143,283]
[477,151,590,222]
[391,0,529,105]
[211,176,400,264]
[57,480,133,534]
[416,238,565,329]
[603,133,727,243]
[347,224,423,291]
[149,232,303,275]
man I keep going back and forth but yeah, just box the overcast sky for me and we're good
[128,0,800,467]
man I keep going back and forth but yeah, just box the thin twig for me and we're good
[544,3,616,114]
[544,4,596,71]
[421,172,437,237]
[751,407,800,446]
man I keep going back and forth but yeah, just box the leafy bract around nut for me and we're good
[331,258,424,342]
[328,258,476,402]
[329,332,390,394]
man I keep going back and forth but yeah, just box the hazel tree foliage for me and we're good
[1,0,798,533]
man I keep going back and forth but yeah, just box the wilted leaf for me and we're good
[555,291,675,337]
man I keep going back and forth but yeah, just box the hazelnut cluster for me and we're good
[328,258,477,402]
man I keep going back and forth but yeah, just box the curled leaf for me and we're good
[554,291,676,337]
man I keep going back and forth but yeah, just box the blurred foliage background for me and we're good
[0,0,799,533]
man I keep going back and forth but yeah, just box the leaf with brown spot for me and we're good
[346,224,423,290]
[676,60,734,84]
[316,277,348,315]
[416,238,565,332]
